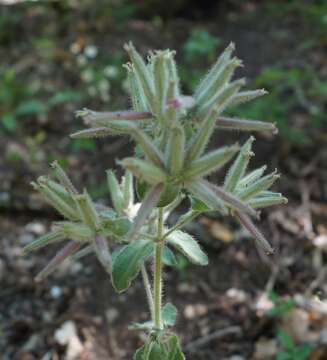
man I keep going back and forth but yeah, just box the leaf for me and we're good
[35,241,81,281]
[93,235,112,275]
[190,195,211,212]
[102,217,132,237]
[2,113,17,131]
[48,90,82,106]
[133,334,185,360]
[23,230,65,253]
[162,246,177,267]
[162,303,177,327]
[277,329,295,352]
[166,334,185,360]
[16,99,47,115]
[112,239,154,292]
[167,230,208,266]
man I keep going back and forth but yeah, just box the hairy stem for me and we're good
[154,208,164,329]
[141,264,154,320]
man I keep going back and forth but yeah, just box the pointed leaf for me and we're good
[187,180,227,214]
[194,42,235,103]
[167,230,208,266]
[237,165,267,189]
[185,110,217,163]
[112,239,154,292]
[162,303,178,327]
[23,230,65,253]
[229,88,268,106]
[119,157,167,185]
[107,170,125,213]
[234,211,274,254]
[224,136,254,192]
[216,116,278,134]
[50,161,78,194]
[35,241,81,281]
[94,234,112,275]
[70,127,114,139]
[205,180,258,218]
[236,170,280,200]
[162,246,177,266]
[166,125,185,175]
[184,144,239,179]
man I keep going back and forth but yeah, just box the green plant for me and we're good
[25,42,287,358]
[275,329,313,360]
[0,66,82,133]
[267,292,314,360]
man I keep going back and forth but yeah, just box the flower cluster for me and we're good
[26,42,287,359]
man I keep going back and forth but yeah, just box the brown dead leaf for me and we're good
[209,221,233,243]
[280,308,319,343]
[253,337,278,359]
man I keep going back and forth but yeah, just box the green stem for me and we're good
[154,208,164,329]
[141,264,154,320]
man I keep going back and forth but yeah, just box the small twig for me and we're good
[184,326,242,353]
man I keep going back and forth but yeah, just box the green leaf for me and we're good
[167,230,208,266]
[162,246,177,267]
[162,303,177,327]
[48,90,82,106]
[16,99,47,115]
[2,113,17,131]
[166,334,185,360]
[278,329,295,352]
[102,217,132,237]
[133,334,185,360]
[112,239,154,292]
[267,298,296,318]
[190,195,211,212]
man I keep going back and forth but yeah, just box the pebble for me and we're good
[50,286,62,299]
[26,222,46,235]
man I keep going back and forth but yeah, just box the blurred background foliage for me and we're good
[0,1,327,359]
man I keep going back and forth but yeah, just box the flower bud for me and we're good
[35,241,81,281]
[165,125,185,175]
[70,127,114,139]
[184,144,239,180]
[57,221,93,242]
[107,170,125,213]
[195,57,242,108]
[74,190,100,231]
[122,171,134,209]
[199,78,246,115]
[247,194,288,209]
[194,42,235,103]
[216,116,278,134]
[186,180,227,214]
[119,157,167,185]
[185,110,217,163]
[124,42,155,111]
[224,136,255,192]
[229,88,268,107]
[23,229,65,253]
[51,161,77,194]
[33,180,78,221]
[235,211,274,254]
[237,165,267,189]
[236,170,280,200]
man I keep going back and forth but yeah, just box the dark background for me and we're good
[1,1,327,359]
